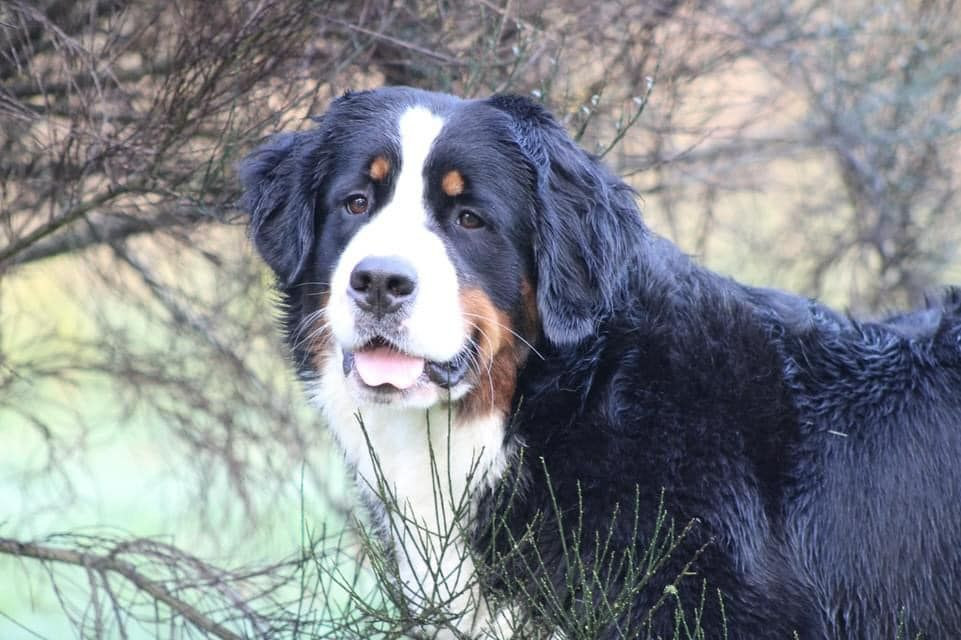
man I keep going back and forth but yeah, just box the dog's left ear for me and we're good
[239,127,329,288]
[487,95,646,345]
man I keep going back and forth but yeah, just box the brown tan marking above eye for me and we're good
[369,155,390,182]
[441,169,465,197]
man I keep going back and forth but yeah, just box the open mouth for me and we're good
[342,336,475,391]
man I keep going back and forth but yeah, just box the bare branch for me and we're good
[0,537,243,640]
[0,180,147,267]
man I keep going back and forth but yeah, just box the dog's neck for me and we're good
[308,353,513,635]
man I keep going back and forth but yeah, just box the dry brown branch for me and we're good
[0,536,243,640]
[0,180,147,267]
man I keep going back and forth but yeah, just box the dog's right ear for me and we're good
[487,94,646,346]
[239,128,329,288]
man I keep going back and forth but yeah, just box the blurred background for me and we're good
[2,0,960,637]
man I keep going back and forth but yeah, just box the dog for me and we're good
[241,86,961,639]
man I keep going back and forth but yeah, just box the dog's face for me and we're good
[318,98,540,412]
[241,87,642,416]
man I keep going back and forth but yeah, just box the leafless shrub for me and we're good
[628,0,961,310]
[1,0,959,637]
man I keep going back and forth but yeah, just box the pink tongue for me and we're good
[353,347,425,390]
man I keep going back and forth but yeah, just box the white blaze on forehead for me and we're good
[393,107,445,212]
[326,105,466,364]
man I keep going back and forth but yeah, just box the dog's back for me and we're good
[776,289,961,638]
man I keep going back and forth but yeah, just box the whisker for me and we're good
[293,324,333,371]
[290,308,331,354]
[465,322,496,411]
[293,322,332,354]
[461,311,544,360]
[288,281,332,290]
[290,307,325,338]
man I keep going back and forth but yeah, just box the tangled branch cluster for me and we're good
[1,0,958,637]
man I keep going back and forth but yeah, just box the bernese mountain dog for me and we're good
[241,87,961,639]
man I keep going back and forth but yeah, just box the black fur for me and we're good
[241,130,321,287]
[488,95,645,345]
[242,88,961,639]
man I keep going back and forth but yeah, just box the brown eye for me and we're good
[457,210,485,229]
[346,195,369,215]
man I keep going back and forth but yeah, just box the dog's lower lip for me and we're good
[425,344,474,388]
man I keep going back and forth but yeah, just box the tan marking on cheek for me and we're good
[459,288,518,418]
[369,156,390,182]
[461,288,506,361]
[520,277,540,343]
[308,293,333,373]
[441,169,465,197]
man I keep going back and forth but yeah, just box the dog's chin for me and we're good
[344,374,465,408]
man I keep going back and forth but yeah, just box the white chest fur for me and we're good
[310,357,511,636]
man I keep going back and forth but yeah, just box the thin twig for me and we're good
[0,537,243,640]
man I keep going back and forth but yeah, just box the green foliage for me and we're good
[289,413,724,639]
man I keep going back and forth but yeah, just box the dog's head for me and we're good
[241,87,643,416]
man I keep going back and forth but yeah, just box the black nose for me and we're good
[348,256,417,316]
